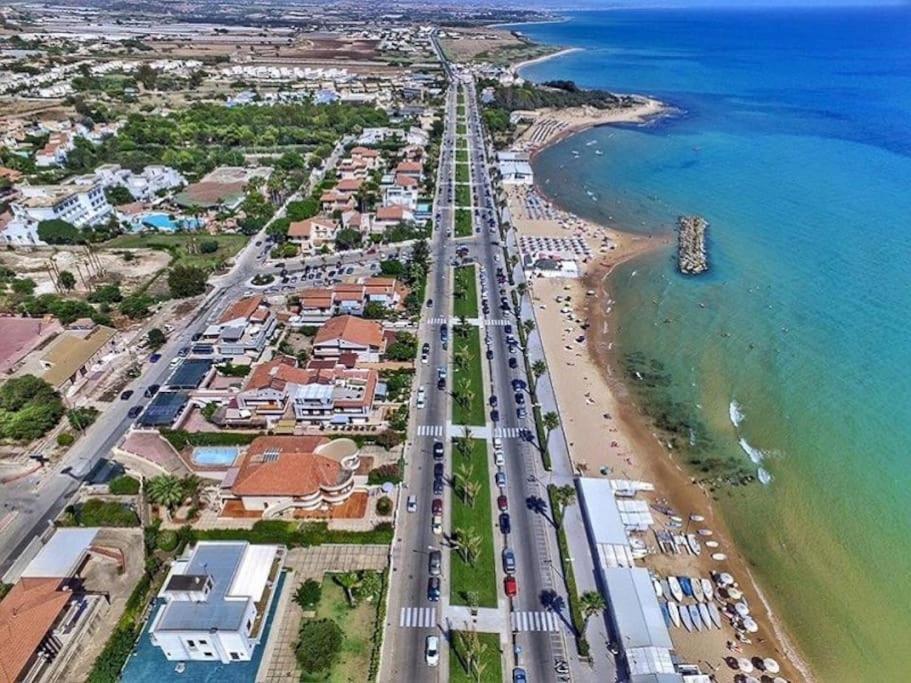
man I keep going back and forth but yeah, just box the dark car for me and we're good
[433,478,444,495]
[426,298,433,308]
[490,409,500,423]
[127,405,144,419]
[427,577,441,602]
[191,333,202,342]
[149,353,162,363]
[505,324,513,335]
[433,463,444,478]
[508,357,518,369]
[513,668,527,683]
[497,494,508,512]
[514,393,525,405]
[143,384,160,399]
[177,346,190,357]
[432,498,443,515]
[499,512,511,534]
[437,377,446,391]
[489,395,498,407]
[120,390,133,400]
[511,379,527,391]
[433,441,444,460]
[486,348,493,360]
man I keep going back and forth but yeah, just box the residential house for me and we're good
[34,132,73,167]
[394,160,424,182]
[221,436,361,514]
[150,542,285,663]
[311,315,385,363]
[14,321,117,390]
[383,174,419,210]
[292,277,402,324]
[229,356,378,427]
[349,146,382,170]
[319,189,355,213]
[340,209,371,233]
[373,205,414,233]
[195,296,276,360]
[288,216,339,252]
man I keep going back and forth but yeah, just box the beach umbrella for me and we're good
[737,658,754,673]
[763,658,781,674]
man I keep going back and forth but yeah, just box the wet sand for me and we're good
[508,176,810,681]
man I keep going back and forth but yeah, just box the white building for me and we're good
[92,164,186,201]
[497,151,534,185]
[10,183,112,229]
[149,542,285,664]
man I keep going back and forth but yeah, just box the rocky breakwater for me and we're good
[677,215,709,274]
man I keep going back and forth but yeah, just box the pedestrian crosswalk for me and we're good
[484,319,512,326]
[511,610,560,632]
[400,607,437,629]
[426,317,451,325]
[417,424,445,437]
[494,427,530,439]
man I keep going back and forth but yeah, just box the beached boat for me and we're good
[701,578,714,601]
[712,552,728,561]
[705,540,720,549]
[697,528,713,536]
[686,534,702,556]
[688,604,704,631]
[743,616,759,633]
[716,572,734,587]
[668,576,684,602]
[668,601,681,628]
[660,601,672,627]
[653,579,663,598]
[680,602,694,631]
[679,576,694,598]
[735,601,751,618]
[698,603,713,630]
[692,577,704,602]
[708,602,723,629]
[661,578,672,601]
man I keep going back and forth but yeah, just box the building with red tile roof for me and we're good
[0,578,71,683]
[312,315,386,362]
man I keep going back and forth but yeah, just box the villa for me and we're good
[311,315,386,363]
[149,541,285,664]
[288,216,339,252]
[194,295,277,360]
[292,277,402,323]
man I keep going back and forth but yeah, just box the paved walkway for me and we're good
[257,544,389,682]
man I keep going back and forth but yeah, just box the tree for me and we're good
[293,579,322,610]
[523,318,535,336]
[67,406,98,431]
[356,571,383,603]
[266,217,291,244]
[580,590,606,631]
[168,265,207,298]
[147,328,166,350]
[37,219,81,245]
[362,301,388,320]
[105,185,134,206]
[543,410,560,437]
[531,359,547,392]
[58,270,76,291]
[379,258,405,277]
[455,630,489,683]
[551,484,577,527]
[145,474,185,511]
[0,375,64,441]
[120,293,152,319]
[453,529,482,566]
[295,618,343,673]
[334,571,362,607]
[334,228,362,251]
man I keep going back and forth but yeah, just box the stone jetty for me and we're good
[677,215,708,274]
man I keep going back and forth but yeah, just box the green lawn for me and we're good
[457,123,467,136]
[456,147,469,163]
[454,209,473,238]
[451,326,485,426]
[301,573,379,682]
[103,233,247,270]
[457,104,466,118]
[449,631,503,683]
[455,163,469,184]
[453,266,478,319]
[455,182,472,208]
[449,438,497,608]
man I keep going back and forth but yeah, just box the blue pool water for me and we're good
[121,571,286,682]
[191,446,240,467]
[140,213,202,232]
[505,6,911,680]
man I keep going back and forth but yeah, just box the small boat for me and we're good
[698,603,713,630]
[660,601,672,627]
[175,663,186,674]
[595,149,603,156]
[680,602,694,631]
[701,578,714,601]
[688,604,704,631]
[698,528,713,536]
[661,578,672,601]
[653,579,663,598]
[668,601,681,628]
[668,576,684,602]
[689,513,705,522]
[705,540,720,549]
[708,602,723,629]
[712,552,728,561]
[727,587,743,600]
[686,534,702,556]
[743,616,759,633]
[679,576,694,598]
[735,601,750,618]
[670,515,684,525]
[692,577,704,602]
[716,572,734,587]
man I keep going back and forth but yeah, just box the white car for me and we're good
[416,387,426,409]
[432,514,443,535]
[495,449,504,467]
[425,635,440,667]
[407,495,417,513]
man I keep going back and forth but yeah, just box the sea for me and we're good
[504,6,911,682]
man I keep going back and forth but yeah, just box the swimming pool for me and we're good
[191,446,239,467]
[140,213,202,232]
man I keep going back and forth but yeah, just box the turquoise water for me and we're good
[140,213,202,231]
[508,8,911,681]
[191,446,240,467]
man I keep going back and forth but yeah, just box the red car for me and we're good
[504,575,518,597]
[497,495,508,512]
[432,498,443,515]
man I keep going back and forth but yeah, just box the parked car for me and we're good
[517,406,527,419]
[407,495,417,513]
[425,635,440,666]
[512,379,527,391]
[490,409,500,423]
[489,395,498,407]
[120,390,133,401]
[149,353,162,363]
[514,393,525,405]
[416,387,426,409]
[432,498,443,515]
[495,471,507,488]
[504,575,518,597]
[431,515,443,535]
[433,478,444,495]
[143,384,160,399]
[502,548,516,574]
[513,667,527,683]
[508,357,518,369]
[499,512,511,534]
[428,550,442,576]
[427,577,441,602]
[127,405,144,419]
[497,494,509,511]
[433,463,444,479]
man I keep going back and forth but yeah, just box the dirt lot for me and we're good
[439,27,558,65]
[0,246,171,296]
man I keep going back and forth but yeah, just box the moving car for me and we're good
[407,495,417,513]
[433,441,444,460]
[127,405,144,419]
[428,550,442,576]
[425,635,440,666]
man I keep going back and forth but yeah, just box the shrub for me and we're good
[294,578,322,610]
[72,499,139,527]
[374,430,403,450]
[168,264,207,298]
[367,461,402,486]
[67,406,99,430]
[376,496,393,516]
[57,432,76,447]
[108,475,140,495]
[296,618,343,673]
[157,529,178,551]
[199,239,219,254]
[0,375,64,441]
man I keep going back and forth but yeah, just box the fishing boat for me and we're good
[712,552,728,561]
[705,540,720,549]
[680,602,694,631]
[679,576,694,598]
[660,601,672,627]
[595,149,603,155]
[698,528,713,536]
[698,603,713,630]
[653,579,663,598]
[668,601,681,628]
[701,578,714,601]
[692,577,704,602]
[661,578,672,601]
[686,534,702,556]
[668,576,684,602]
[735,601,751,618]
[743,616,759,633]
[708,602,723,629]
[688,604,704,631]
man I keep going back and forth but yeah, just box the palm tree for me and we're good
[454,346,472,372]
[456,630,489,682]
[146,475,184,511]
[531,359,547,393]
[334,571,362,607]
[181,474,203,505]
[462,480,481,508]
[455,436,473,459]
[516,282,527,297]
[551,484,577,527]
[454,461,474,502]
[523,318,535,336]
[580,591,606,632]
[543,410,560,437]
[462,530,482,566]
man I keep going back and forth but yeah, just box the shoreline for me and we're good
[512,129,813,680]
[509,46,581,74]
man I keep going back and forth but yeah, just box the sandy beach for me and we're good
[507,153,811,680]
